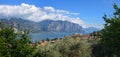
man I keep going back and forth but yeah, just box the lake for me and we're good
[29,32,74,42]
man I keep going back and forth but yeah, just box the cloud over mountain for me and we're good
[0,3,102,28]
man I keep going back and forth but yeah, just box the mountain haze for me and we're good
[0,18,99,33]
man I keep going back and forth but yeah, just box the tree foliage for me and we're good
[35,37,92,57]
[0,26,36,57]
[100,4,120,57]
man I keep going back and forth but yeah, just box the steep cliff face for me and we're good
[38,20,84,33]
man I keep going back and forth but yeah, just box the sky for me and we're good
[0,0,120,29]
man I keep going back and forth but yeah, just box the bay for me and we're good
[29,32,74,42]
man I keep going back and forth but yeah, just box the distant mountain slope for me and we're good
[0,18,99,33]
[38,20,84,33]
[84,27,99,33]
[0,18,41,33]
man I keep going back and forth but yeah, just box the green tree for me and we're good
[100,4,120,57]
[45,38,50,41]
[0,26,36,57]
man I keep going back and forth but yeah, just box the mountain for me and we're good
[0,18,41,33]
[84,27,100,33]
[38,20,84,33]
[0,18,99,33]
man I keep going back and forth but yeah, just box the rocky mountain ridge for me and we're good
[0,18,99,33]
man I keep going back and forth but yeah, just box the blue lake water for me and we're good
[29,32,74,42]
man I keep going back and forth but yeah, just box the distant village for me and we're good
[29,32,100,48]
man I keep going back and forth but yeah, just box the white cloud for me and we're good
[44,6,55,12]
[0,3,102,29]
[44,6,79,15]
[0,3,46,21]
[85,23,104,29]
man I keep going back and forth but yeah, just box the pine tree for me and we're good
[100,4,120,57]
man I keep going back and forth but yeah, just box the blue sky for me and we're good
[0,0,120,28]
